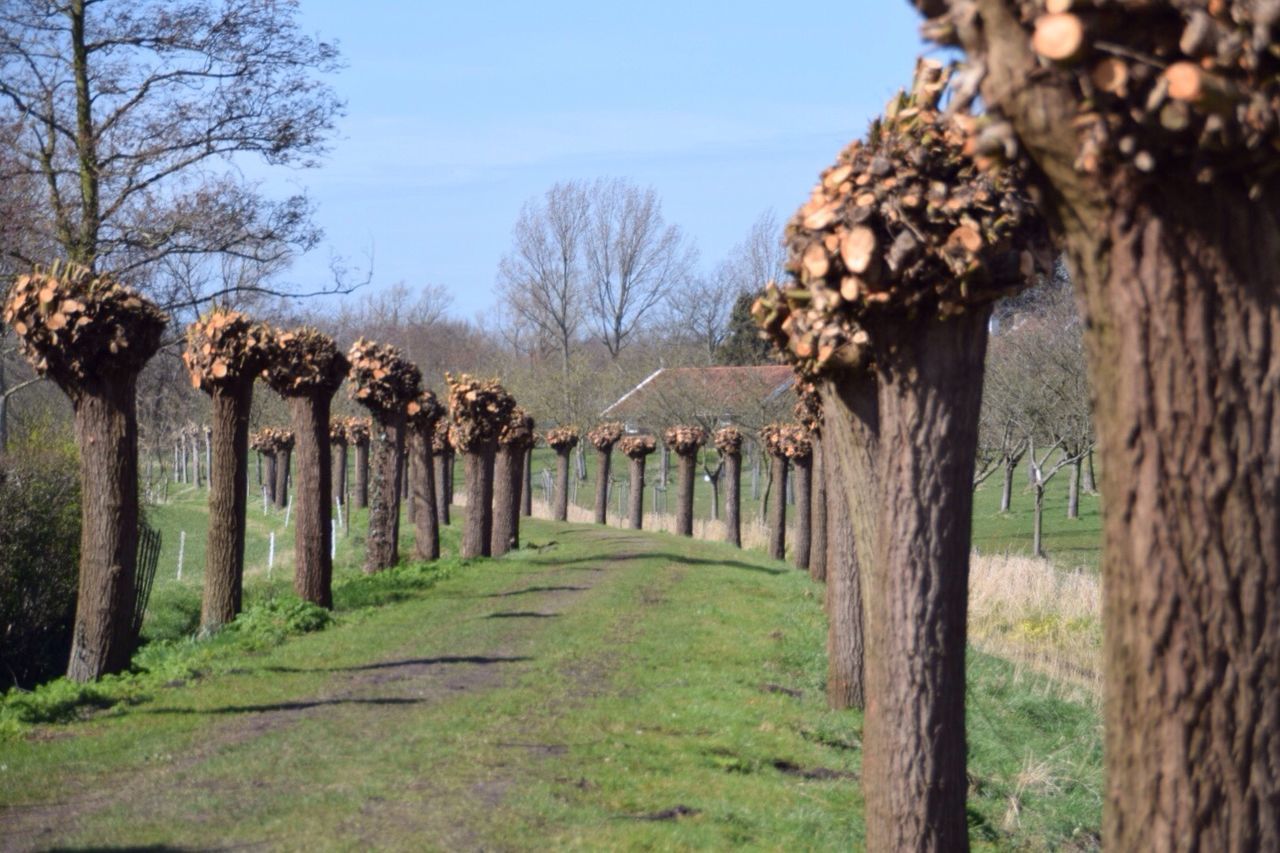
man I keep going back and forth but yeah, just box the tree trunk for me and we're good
[289,395,334,607]
[675,452,696,536]
[492,444,521,556]
[332,441,347,507]
[444,451,455,507]
[593,447,611,524]
[793,455,812,571]
[767,455,787,561]
[354,440,369,509]
[521,446,533,516]
[1000,457,1015,513]
[190,433,201,488]
[723,453,741,547]
[180,436,188,483]
[660,444,669,487]
[553,448,570,521]
[274,447,290,510]
[810,438,828,582]
[65,376,142,682]
[264,452,277,505]
[1083,447,1096,494]
[628,456,646,529]
[461,444,495,558]
[860,308,989,852]
[820,372,878,713]
[433,452,450,527]
[201,381,253,631]
[708,471,720,522]
[410,432,438,561]
[1067,457,1081,519]
[1033,484,1045,558]
[363,415,405,573]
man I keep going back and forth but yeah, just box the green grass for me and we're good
[0,510,1101,849]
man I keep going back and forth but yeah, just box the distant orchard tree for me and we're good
[716,292,775,366]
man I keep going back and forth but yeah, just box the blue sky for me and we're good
[271,2,927,319]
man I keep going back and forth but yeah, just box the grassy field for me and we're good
[1,504,1101,849]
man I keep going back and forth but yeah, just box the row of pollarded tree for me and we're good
[747,12,1280,844]
[1,268,539,683]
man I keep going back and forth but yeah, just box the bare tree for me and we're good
[0,0,342,303]
[585,178,695,358]
[663,270,736,363]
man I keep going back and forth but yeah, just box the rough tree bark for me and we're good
[202,382,253,629]
[364,416,405,573]
[674,452,696,536]
[767,454,787,561]
[628,456,646,529]
[354,439,369,509]
[274,446,290,510]
[792,453,812,571]
[492,444,521,556]
[461,443,496,558]
[810,438,828,582]
[66,377,142,681]
[332,439,347,507]
[433,452,450,527]
[723,452,741,547]
[521,446,533,516]
[553,448,571,521]
[593,447,612,525]
[859,308,988,851]
[289,395,334,607]
[410,432,439,561]
[264,451,277,505]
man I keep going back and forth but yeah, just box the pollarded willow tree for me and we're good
[713,426,744,548]
[250,428,278,505]
[493,407,535,556]
[349,339,422,573]
[3,261,166,681]
[347,417,371,509]
[264,328,349,608]
[796,381,827,582]
[587,422,624,525]
[759,424,800,562]
[330,418,349,507]
[619,434,656,530]
[903,4,1280,846]
[182,309,273,630]
[431,428,452,527]
[447,374,515,558]
[272,429,294,510]
[755,60,1048,850]
[546,426,580,522]
[663,425,707,537]
[405,390,445,561]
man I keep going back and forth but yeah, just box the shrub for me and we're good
[0,439,80,688]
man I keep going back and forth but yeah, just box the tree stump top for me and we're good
[445,373,514,452]
[761,423,811,461]
[251,427,294,454]
[663,425,707,457]
[265,327,350,397]
[406,389,446,437]
[619,434,657,459]
[498,407,536,450]
[183,307,273,392]
[546,426,580,451]
[347,338,422,417]
[4,261,167,387]
[587,422,625,451]
[713,426,744,455]
[794,379,823,436]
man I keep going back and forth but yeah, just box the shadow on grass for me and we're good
[486,611,560,619]
[144,696,425,715]
[254,655,533,675]
[484,585,588,598]
[523,553,789,576]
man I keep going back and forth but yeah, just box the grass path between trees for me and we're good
[0,519,1101,850]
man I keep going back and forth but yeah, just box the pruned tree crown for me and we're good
[753,60,1048,376]
[498,407,537,450]
[3,261,167,386]
[344,417,371,446]
[264,327,350,397]
[406,389,446,437]
[619,434,657,459]
[587,422,625,451]
[330,418,350,445]
[761,423,812,460]
[546,426,581,451]
[251,427,294,454]
[663,425,708,457]
[183,308,273,391]
[347,338,422,416]
[713,425,745,455]
[794,379,823,436]
[917,0,1280,190]
[446,373,515,452]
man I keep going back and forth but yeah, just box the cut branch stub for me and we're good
[330,417,350,445]
[587,422,625,451]
[347,338,422,418]
[754,59,1049,377]
[264,327,350,398]
[713,426,744,455]
[3,261,167,387]
[619,434,657,459]
[250,426,294,455]
[498,407,536,450]
[430,426,452,454]
[663,425,708,457]
[406,389,446,438]
[183,308,273,392]
[918,2,1280,190]
[545,426,581,451]
[794,379,824,436]
[445,373,515,453]
[760,423,812,461]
